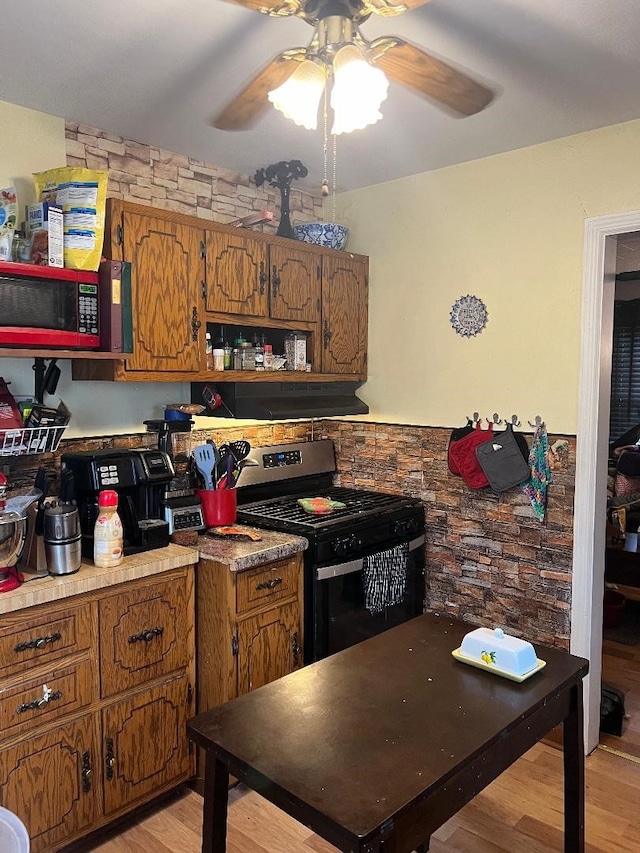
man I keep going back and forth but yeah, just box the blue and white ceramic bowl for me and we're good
[292,222,349,251]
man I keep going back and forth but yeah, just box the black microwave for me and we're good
[0,261,101,349]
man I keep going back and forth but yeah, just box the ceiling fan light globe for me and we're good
[268,59,325,130]
[330,45,389,134]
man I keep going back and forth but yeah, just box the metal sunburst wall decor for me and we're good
[450,295,488,338]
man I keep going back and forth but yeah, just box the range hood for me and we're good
[190,381,368,420]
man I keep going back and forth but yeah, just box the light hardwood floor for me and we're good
[70,742,640,853]
[601,626,640,760]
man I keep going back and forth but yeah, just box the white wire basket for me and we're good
[0,425,68,456]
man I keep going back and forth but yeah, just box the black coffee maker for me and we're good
[61,448,174,558]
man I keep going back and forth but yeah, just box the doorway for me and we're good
[573,209,640,753]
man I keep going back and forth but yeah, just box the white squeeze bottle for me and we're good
[93,489,124,568]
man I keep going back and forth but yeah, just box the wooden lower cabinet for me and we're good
[0,565,196,852]
[195,554,304,787]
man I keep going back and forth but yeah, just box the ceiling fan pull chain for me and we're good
[322,79,330,199]
[332,132,337,223]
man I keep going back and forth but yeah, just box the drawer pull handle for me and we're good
[17,683,62,714]
[255,577,283,591]
[82,751,93,793]
[105,737,116,780]
[14,631,62,653]
[128,626,164,644]
[292,631,302,666]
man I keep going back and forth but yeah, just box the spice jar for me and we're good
[284,331,307,371]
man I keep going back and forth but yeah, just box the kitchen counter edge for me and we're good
[197,526,308,571]
[1,543,199,615]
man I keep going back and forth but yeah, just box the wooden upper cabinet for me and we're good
[205,230,320,324]
[269,243,320,324]
[205,230,268,316]
[111,201,205,374]
[321,254,368,375]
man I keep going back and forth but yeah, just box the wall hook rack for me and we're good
[509,415,522,427]
[486,413,502,425]
[466,411,481,425]
[527,415,544,428]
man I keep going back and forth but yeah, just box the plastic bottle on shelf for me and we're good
[212,329,225,371]
[223,328,232,370]
[263,344,273,371]
[254,333,264,371]
[93,490,123,568]
[205,332,213,371]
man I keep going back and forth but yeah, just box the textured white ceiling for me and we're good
[3,0,640,192]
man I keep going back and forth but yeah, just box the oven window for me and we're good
[311,546,425,662]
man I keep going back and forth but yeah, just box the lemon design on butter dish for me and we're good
[481,650,497,665]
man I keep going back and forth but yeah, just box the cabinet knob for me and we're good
[128,626,164,644]
[272,265,281,298]
[14,631,61,654]
[259,261,267,295]
[255,577,282,591]
[82,751,93,793]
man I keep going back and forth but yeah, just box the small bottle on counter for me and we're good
[93,490,123,568]
[263,343,273,371]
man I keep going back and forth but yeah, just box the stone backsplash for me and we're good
[6,420,575,648]
[64,122,324,230]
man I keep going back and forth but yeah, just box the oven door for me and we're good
[310,534,425,663]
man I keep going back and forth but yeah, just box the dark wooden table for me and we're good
[188,613,589,853]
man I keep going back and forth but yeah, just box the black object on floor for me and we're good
[603,598,640,645]
[600,682,626,736]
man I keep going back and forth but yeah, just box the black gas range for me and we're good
[236,439,426,663]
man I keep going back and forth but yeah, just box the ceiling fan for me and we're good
[213,0,494,131]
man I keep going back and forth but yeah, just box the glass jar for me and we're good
[284,331,307,371]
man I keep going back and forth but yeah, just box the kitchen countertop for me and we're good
[197,525,308,571]
[1,543,199,615]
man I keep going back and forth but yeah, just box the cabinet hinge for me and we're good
[200,240,206,260]
[201,280,207,299]
[116,223,124,246]
[317,264,321,280]
[187,682,194,705]
[231,635,239,657]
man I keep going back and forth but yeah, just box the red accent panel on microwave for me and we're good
[0,261,99,284]
[0,328,101,349]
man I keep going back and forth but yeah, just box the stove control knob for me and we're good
[333,535,363,557]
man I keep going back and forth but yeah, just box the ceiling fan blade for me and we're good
[363,0,432,15]
[221,0,303,15]
[371,38,493,117]
[212,51,304,130]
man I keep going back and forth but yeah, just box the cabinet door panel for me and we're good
[102,675,193,815]
[206,231,269,316]
[123,212,204,372]
[0,657,96,739]
[0,715,100,853]
[322,255,368,375]
[99,573,191,697]
[237,601,302,695]
[269,244,320,323]
[0,602,94,681]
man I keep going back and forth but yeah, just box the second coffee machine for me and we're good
[61,448,174,558]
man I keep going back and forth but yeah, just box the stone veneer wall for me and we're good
[318,420,575,650]
[64,122,324,230]
[8,420,575,649]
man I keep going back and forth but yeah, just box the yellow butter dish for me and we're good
[453,626,546,682]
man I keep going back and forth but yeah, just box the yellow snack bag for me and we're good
[33,167,108,271]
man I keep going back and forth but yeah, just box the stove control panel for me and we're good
[262,450,303,468]
[333,534,364,558]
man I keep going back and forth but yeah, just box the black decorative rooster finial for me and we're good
[254,160,308,238]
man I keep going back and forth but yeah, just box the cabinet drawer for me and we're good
[0,657,96,739]
[235,558,299,615]
[99,571,192,698]
[0,603,94,681]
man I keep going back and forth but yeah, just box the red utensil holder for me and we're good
[197,488,237,527]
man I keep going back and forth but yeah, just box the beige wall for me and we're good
[334,119,640,435]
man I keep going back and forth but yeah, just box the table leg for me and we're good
[202,752,230,853]
[562,682,585,853]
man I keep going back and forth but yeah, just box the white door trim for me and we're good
[573,208,640,753]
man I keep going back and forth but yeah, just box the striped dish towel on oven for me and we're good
[362,542,410,615]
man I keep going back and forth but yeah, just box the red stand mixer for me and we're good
[0,472,26,593]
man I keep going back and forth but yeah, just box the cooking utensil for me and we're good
[215,444,230,488]
[194,444,216,490]
[229,440,251,461]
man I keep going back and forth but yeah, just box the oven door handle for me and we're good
[315,534,425,582]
